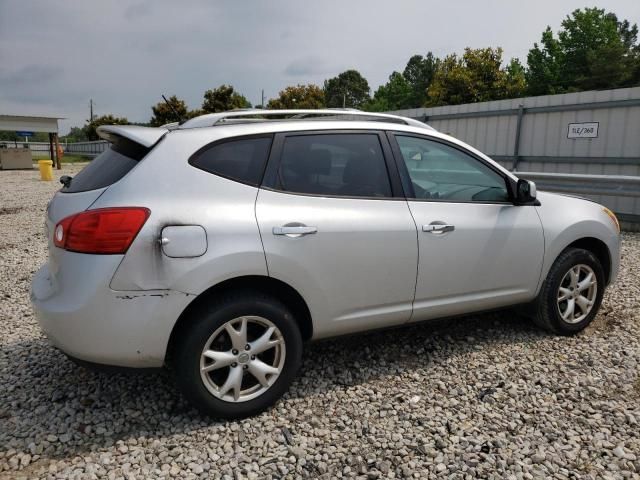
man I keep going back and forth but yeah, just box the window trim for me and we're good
[261,129,405,200]
[188,133,274,187]
[386,131,516,205]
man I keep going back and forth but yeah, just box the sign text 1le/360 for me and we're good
[567,122,599,139]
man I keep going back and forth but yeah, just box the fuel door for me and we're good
[160,225,207,258]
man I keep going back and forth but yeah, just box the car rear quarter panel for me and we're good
[90,129,269,294]
[534,191,620,289]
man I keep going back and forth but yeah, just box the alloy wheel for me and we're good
[557,264,598,324]
[199,316,286,402]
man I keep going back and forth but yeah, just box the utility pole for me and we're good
[261,89,265,108]
[343,93,346,108]
[89,99,94,122]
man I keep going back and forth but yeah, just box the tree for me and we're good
[85,114,129,141]
[525,27,564,95]
[62,126,89,143]
[0,131,49,142]
[426,47,524,106]
[526,8,640,95]
[202,85,251,113]
[403,53,440,107]
[267,84,325,109]
[0,131,20,142]
[364,71,413,111]
[324,70,371,108]
[150,95,189,126]
[501,58,527,99]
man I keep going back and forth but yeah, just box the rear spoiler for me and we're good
[96,125,168,148]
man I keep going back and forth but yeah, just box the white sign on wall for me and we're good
[567,122,599,139]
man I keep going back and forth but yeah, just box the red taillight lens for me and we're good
[53,207,150,254]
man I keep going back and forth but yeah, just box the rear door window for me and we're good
[189,136,273,186]
[62,138,149,193]
[276,134,392,198]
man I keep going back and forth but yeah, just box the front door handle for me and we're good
[273,226,318,237]
[422,223,455,233]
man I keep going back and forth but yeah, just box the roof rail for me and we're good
[177,108,435,131]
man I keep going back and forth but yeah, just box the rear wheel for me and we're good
[172,291,302,418]
[531,248,605,334]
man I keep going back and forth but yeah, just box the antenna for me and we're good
[162,95,184,123]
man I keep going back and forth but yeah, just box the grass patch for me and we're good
[60,155,91,163]
[31,154,91,164]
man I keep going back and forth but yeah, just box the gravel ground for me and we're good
[1,165,639,480]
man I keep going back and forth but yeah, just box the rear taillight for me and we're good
[53,207,150,254]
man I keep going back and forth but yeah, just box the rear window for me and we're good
[62,138,149,193]
[189,135,273,186]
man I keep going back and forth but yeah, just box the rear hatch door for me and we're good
[45,125,167,270]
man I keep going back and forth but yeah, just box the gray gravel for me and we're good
[1,165,639,479]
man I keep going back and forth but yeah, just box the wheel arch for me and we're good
[166,275,313,361]
[564,236,612,285]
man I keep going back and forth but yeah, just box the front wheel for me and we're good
[531,247,605,334]
[172,291,302,418]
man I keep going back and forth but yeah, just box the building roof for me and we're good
[0,114,65,133]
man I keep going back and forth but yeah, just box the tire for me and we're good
[171,290,303,419]
[531,247,605,335]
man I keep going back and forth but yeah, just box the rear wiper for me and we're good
[60,175,72,188]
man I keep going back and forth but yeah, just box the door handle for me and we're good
[272,226,318,236]
[422,223,455,233]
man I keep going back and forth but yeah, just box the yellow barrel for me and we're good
[38,160,54,181]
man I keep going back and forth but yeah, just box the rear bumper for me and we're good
[31,259,193,368]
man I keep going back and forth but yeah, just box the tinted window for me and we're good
[191,136,272,186]
[396,135,509,202]
[63,139,148,193]
[277,134,391,198]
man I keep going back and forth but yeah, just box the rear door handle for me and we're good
[422,223,455,233]
[272,226,318,236]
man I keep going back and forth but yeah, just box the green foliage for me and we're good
[267,84,325,109]
[0,131,46,142]
[426,47,525,106]
[526,27,567,95]
[365,72,413,111]
[526,8,640,95]
[62,126,89,142]
[202,85,251,113]
[0,131,20,141]
[403,53,440,107]
[324,70,371,108]
[85,114,129,141]
[502,58,527,98]
[150,95,189,126]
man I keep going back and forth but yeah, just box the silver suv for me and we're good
[31,109,621,418]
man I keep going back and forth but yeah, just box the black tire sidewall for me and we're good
[543,249,605,334]
[173,293,302,419]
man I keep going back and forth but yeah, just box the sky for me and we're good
[1,0,638,134]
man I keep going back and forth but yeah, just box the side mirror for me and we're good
[516,178,537,204]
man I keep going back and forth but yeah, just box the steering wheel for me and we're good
[412,181,430,199]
